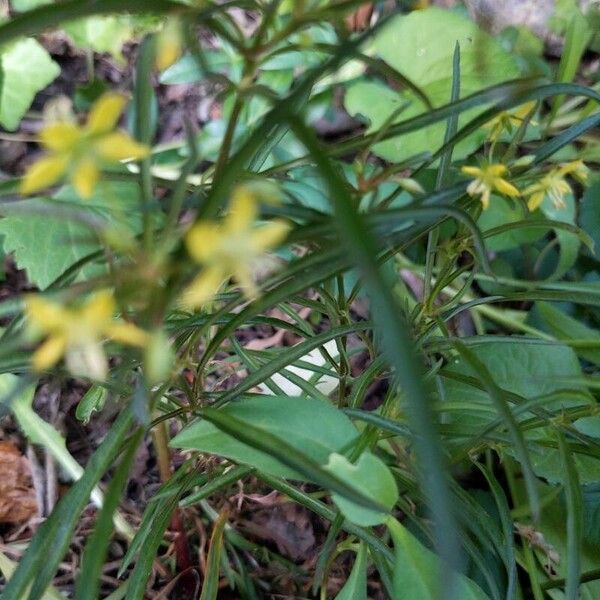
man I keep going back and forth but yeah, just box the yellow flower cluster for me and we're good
[21,93,149,199]
[484,101,537,142]
[25,290,148,380]
[461,163,519,210]
[461,160,588,211]
[522,159,589,211]
[182,186,291,308]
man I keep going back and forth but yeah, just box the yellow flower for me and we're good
[485,101,537,142]
[182,185,291,308]
[461,163,520,210]
[523,160,589,211]
[25,290,149,380]
[21,93,150,199]
[156,19,183,71]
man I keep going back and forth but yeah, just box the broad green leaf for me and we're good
[515,480,600,599]
[541,193,580,280]
[334,543,368,600]
[478,196,546,252]
[534,302,600,365]
[0,181,145,289]
[64,16,134,61]
[0,38,60,130]
[345,8,519,163]
[171,395,359,479]
[579,182,600,253]
[388,518,491,600]
[442,339,599,483]
[444,339,590,419]
[326,451,399,526]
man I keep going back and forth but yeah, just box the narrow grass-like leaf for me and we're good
[213,321,371,406]
[180,465,252,508]
[556,431,583,600]
[550,12,592,120]
[287,116,462,595]
[476,464,518,600]
[75,430,143,600]
[534,112,600,164]
[199,509,229,600]
[343,408,411,438]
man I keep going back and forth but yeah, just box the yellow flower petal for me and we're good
[156,19,183,71]
[185,222,224,263]
[527,191,545,211]
[249,220,290,253]
[71,158,99,199]
[105,321,149,347]
[94,132,150,162]
[20,155,68,195]
[480,188,491,210]
[32,335,67,371]
[494,179,520,197]
[81,290,116,326]
[65,342,108,380]
[227,186,258,233]
[181,266,226,308]
[461,166,482,178]
[86,93,127,136]
[25,295,68,331]
[232,264,259,300]
[487,164,508,177]
[38,122,82,152]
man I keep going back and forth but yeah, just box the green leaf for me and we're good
[556,432,583,600]
[0,38,60,130]
[75,431,143,600]
[388,518,491,600]
[171,396,358,479]
[478,196,545,252]
[443,339,599,483]
[193,405,386,513]
[0,181,145,289]
[76,384,108,424]
[344,8,519,163]
[534,302,600,365]
[64,16,134,61]
[199,510,228,600]
[334,543,368,600]
[326,451,399,526]
[541,193,580,281]
[579,182,600,253]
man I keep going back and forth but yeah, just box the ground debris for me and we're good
[0,440,38,524]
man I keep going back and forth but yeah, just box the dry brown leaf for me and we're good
[0,440,38,523]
